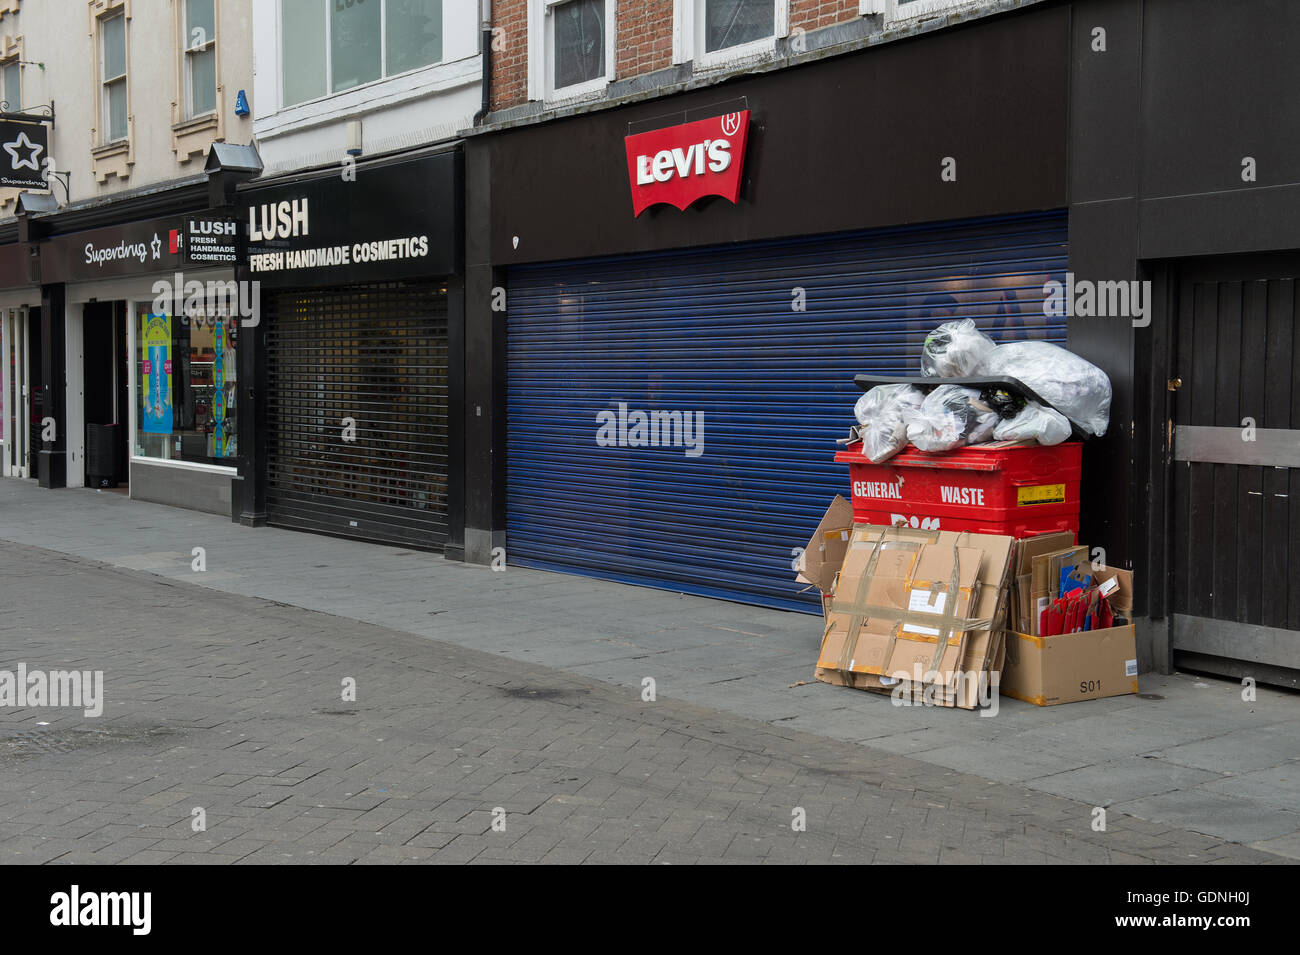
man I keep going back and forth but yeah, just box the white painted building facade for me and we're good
[249,0,483,174]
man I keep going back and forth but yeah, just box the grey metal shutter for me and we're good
[507,212,1068,611]
[265,282,449,549]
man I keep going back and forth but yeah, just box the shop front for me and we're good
[507,213,1069,611]
[465,3,1074,611]
[35,211,243,515]
[236,146,463,551]
[0,237,40,480]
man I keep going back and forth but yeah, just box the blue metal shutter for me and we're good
[507,211,1068,612]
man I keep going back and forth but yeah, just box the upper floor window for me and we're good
[528,0,614,101]
[184,0,217,117]
[553,0,605,90]
[673,0,786,68]
[0,57,18,111]
[281,0,444,109]
[100,11,128,142]
[703,0,772,53]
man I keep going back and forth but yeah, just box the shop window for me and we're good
[281,0,444,108]
[135,308,238,466]
[1,57,19,110]
[100,11,128,142]
[183,0,217,118]
[528,0,614,101]
[672,0,786,68]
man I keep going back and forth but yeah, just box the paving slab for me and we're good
[2,480,1299,860]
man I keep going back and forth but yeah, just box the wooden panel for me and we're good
[1213,282,1242,427]
[1185,462,1216,618]
[1291,466,1300,631]
[1262,464,1291,628]
[1261,280,1295,629]
[1237,283,1266,625]
[1190,282,1217,426]
[1240,281,1267,427]
[1175,426,1300,467]
[1172,615,1300,670]
[1237,463,1263,625]
[1171,458,1191,617]
[1211,462,1238,619]
[1170,274,1196,617]
[1172,273,1292,628]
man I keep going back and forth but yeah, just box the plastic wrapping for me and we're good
[905,385,1000,453]
[853,384,924,463]
[978,340,1112,436]
[993,400,1072,446]
[921,319,997,378]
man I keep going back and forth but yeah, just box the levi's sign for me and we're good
[624,110,750,216]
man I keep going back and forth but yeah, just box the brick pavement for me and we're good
[3,482,1300,856]
[0,541,1284,864]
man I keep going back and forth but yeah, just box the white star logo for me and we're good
[3,130,44,172]
[150,233,162,259]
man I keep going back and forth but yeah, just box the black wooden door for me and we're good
[1169,255,1300,682]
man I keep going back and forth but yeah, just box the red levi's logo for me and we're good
[625,111,750,216]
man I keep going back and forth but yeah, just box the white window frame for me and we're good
[673,0,788,69]
[279,0,448,111]
[100,11,129,144]
[864,0,980,24]
[529,0,616,102]
[1,57,20,111]
[183,0,218,119]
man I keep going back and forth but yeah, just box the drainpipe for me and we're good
[472,0,492,126]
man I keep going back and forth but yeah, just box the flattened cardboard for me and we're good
[1002,567,1138,706]
[1014,573,1033,633]
[795,494,854,598]
[818,544,982,679]
[1031,545,1088,635]
[1015,531,1076,578]
[813,519,1015,710]
[1010,531,1075,633]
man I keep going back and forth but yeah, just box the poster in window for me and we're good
[141,314,173,434]
[213,318,225,455]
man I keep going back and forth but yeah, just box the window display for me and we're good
[136,308,237,464]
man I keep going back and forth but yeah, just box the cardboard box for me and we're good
[1008,531,1075,633]
[795,495,854,619]
[1001,567,1138,706]
[806,513,1015,710]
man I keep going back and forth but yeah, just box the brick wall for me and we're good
[491,0,531,109]
[490,0,865,111]
[616,0,675,80]
[789,0,860,34]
